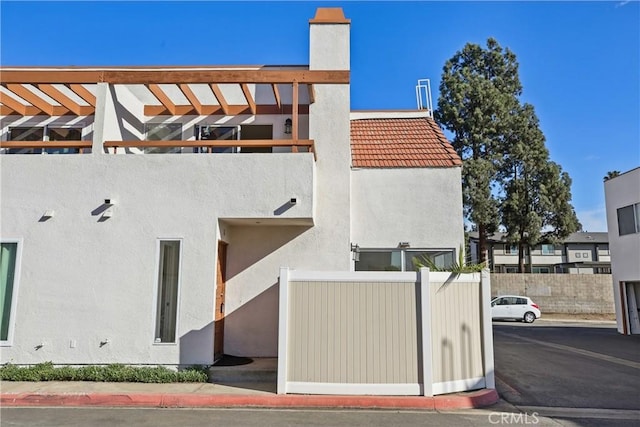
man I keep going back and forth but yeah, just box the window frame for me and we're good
[505,244,518,255]
[152,238,183,345]
[532,266,551,274]
[541,244,555,255]
[0,239,22,346]
[196,124,241,153]
[354,247,456,272]
[6,125,86,154]
[617,203,640,236]
[144,122,184,154]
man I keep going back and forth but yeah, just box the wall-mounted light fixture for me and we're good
[42,210,55,218]
[102,209,113,219]
[351,243,360,262]
[399,242,411,248]
[290,197,297,205]
[284,118,292,135]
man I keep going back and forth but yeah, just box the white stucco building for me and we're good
[605,167,640,334]
[0,8,464,366]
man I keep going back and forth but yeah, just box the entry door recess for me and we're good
[214,241,228,361]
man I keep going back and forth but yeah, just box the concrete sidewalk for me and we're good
[0,381,499,410]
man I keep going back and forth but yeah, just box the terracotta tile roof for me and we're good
[350,117,462,168]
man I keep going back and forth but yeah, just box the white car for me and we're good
[491,295,541,323]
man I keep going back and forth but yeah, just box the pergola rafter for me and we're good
[0,68,348,117]
[209,83,230,115]
[240,84,257,115]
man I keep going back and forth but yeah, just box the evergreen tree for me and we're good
[435,38,521,262]
[499,104,581,272]
[436,38,580,268]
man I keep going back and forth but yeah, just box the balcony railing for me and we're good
[0,141,92,153]
[0,139,316,159]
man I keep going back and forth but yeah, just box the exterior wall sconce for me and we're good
[399,242,411,248]
[102,209,114,219]
[351,243,360,262]
[284,118,292,135]
[42,210,55,218]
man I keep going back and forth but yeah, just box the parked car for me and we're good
[491,295,541,323]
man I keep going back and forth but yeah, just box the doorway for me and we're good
[625,282,640,334]
[214,241,228,361]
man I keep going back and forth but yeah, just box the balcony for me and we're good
[0,139,315,158]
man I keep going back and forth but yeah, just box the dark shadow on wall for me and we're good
[179,321,215,367]
[224,225,311,281]
[223,282,279,357]
[108,85,144,153]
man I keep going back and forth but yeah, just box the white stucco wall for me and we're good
[214,14,354,357]
[0,153,314,365]
[350,167,464,254]
[605,167,640,333]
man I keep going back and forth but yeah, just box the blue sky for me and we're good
[1,1,638,232]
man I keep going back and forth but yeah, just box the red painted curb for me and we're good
[434,388,499,410]
[1,389,498,410]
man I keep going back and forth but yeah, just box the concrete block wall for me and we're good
[491,274,614,314]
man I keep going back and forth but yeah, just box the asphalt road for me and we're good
[493,320,640,413]
[0,406,568,427]
[3,320,639,426]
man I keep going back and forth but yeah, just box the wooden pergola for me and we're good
[0,67,350,141]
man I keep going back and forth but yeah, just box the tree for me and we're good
[435,38,522,263]
[604,171,621,181]
[499,104,581,272]
[436,38,581,270]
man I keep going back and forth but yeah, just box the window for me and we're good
[505,245,518,255]
[355,248,455,272]
[47,128,82,154]
[197,125,239,153]
[7,126,83,154]
[355,250,402,271]
[532,266,550,274]
[405,250,454,271]
[505,267,518,273]
[145,123,183,154]
[1,242,19,343]
[154,240,181,343]
[541,244,554,255]
[617,203,640,236]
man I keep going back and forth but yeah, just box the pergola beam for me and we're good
[271,83,282,109]
[68,84,96,106]
[178,84,203,115]
[0,91,28,115]
[292,81,299,144]
[146,84,176,115]
[209,84,229,115]
[37,84,85,115]
[5,84,53,115]
[240,84,257,115]
[144,104,310,116]
[307,84,316,104]
[0,69,349,84]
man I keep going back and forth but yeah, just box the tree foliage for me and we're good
[436,38,580,271]
[603,171,621,181]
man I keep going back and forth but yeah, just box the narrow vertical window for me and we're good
[1,243,18,342]
[155,240,181,343]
